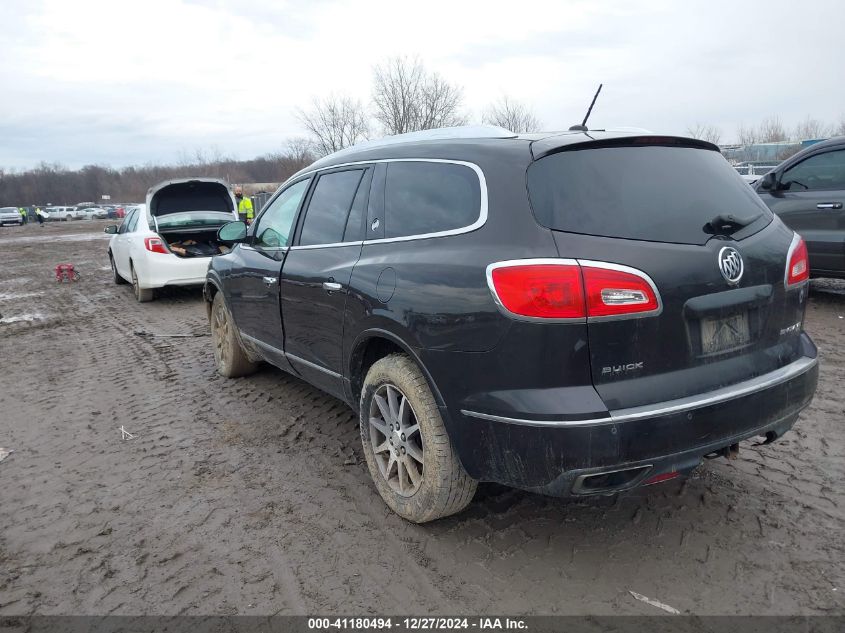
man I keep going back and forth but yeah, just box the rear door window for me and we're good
[383,161,481,239]
[527,144,773,245]
[298,169,366,246]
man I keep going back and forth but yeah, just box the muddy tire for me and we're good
[110,253,127,285]
[210,292,258,378]
[130,264,154,303]
[360,354,476,523]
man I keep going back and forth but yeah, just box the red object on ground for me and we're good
[55,263,79,282]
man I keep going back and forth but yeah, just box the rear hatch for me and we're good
[527,136,809,410]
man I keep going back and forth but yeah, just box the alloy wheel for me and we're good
[211,301,230,367]
[368,384,424,497]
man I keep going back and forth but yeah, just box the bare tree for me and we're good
[737,123,758,146]
[296,95,370,157]
[835,114,845,137]
[372,56,466,135]
[758,116,788,143]
[794,116,832,140]
[686,123,722,144]
[483,96,541,133]
[282,137,316,165]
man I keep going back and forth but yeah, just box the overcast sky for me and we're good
[1,0,843,170]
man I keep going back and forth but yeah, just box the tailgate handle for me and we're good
[816,202,842,209]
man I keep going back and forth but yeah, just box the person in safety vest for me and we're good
[19,207,28,224]
[234,186,254,224]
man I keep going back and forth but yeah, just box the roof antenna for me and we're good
[569,83,603,131]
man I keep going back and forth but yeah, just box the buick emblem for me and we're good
[718,246,744,285]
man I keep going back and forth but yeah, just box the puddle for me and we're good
[0,233,110,245]
[0,312,45,324]
[0,291,43,301]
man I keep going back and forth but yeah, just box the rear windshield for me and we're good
[527,145,773,245]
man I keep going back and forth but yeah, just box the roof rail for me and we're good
[311,125,518,166]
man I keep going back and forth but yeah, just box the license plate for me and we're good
[700,312,751,355]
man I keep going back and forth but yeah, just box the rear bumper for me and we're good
[450,335,819,496]
[138,254,213,289]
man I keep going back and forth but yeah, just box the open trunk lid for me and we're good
[527,138,810,410]
[146,178,238,219]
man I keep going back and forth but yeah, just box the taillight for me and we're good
[581,263,660,318]
[144,237,169,254]
[488,260,585,319]
[785,234,809,287]
[487,259,661,321]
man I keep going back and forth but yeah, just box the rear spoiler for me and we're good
[530,134,720,161]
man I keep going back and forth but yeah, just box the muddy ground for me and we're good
[0,219,842,616]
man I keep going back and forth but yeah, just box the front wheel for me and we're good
[210,292,258,378]
[360,354,477,523]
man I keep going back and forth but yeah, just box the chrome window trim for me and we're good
[278,158,488,246]
[485,258,586,324]
[461,355,817,428]
[290,240,364,251]
[784,232,810,290]
[239,244,289,254]
[576,259,663,322]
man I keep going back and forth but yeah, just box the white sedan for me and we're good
[79,206,109,220]
[105,178,239,302]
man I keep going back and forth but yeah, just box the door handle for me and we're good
[816,203,842,209]
[322,281,343,292]
[262,276,277,286]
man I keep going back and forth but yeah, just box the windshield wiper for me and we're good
[703,213,761,236]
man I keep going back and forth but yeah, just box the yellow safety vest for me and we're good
[238,197,254,220]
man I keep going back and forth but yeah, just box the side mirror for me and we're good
[218,221,247,244]
[104,225,118,234]
[759,172,778,191]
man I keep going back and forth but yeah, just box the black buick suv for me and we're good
[204,126,819,523]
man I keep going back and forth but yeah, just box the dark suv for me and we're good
[204,127,819,523]
[755,135,845,279]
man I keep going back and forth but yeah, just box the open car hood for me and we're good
[146,178,238,218]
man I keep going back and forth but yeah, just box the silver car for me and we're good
[0,206,23,226]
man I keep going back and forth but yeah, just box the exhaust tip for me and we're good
[572,465,652,495]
